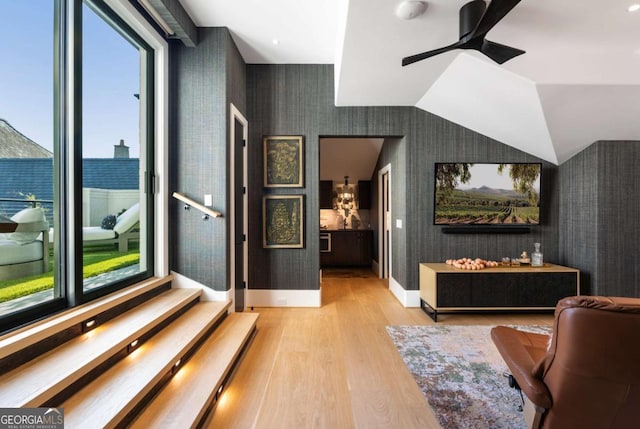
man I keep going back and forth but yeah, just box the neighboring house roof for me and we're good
[0,119,53,158]
[0,158,139,202]
[0,159,54,202]
[83,158,140,191]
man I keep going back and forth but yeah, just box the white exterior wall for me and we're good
[82,188,139,226]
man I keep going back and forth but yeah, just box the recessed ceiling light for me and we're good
[629,4,640,12]
[272,39,280,45]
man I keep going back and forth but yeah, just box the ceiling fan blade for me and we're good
[472,0,521,38]
[480,39,525,64]
[402,41,464,66]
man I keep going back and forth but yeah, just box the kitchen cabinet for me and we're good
[320,230,372,267]
[357,180,371,209]
[320,180,333,209]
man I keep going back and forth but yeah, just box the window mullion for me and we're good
[66,0,84,306]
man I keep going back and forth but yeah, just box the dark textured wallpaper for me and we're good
[169,28,246,291]
[371,137,407,284]
[169,40,638,298]
[246,64,559,291]
[560,141,640,296]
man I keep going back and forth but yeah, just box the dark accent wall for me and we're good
[169,28,246,291]
[226,35,246,114]
[370,137,407,286]
[246,64,559,292]
[407,120,560,290]
[168,54,637,299]
[560,141,640,296]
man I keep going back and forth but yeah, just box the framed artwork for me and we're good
[263,195,304,248]
[263,135,304,187]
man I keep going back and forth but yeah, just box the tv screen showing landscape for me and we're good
[434,163,541,225]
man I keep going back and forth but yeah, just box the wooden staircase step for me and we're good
[61,301,231,429]
[0,288,201,408]
[131,312,259,428]
[0,275,173,360]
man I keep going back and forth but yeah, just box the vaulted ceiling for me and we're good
[179,0,640,165]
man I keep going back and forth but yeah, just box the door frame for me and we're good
[229,103,248,312]
[378,164,391,280]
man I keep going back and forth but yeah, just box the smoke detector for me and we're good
[395,1,428,20]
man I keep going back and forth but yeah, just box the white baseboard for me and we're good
[247,288,321,308]
[170,270,231,302]
[372,259,380,277]
[405,289,420,308]
[389,276,420,308]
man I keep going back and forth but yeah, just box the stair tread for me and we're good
[131,312,259,428]
[0,276,173,359]
[62,301,231,429]
[0,288,201,408]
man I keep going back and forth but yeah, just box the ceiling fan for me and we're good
[402,0,525,66]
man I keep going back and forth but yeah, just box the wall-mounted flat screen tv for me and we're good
[434,163,541,225]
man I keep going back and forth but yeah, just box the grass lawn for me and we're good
[0,245,140,303]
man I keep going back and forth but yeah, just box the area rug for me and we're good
[386,324,551,429]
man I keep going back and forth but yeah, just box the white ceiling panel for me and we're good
[416,54,557,163]
[320,138,384,182]
[179,0,341,63]
[178,0,640,164]
[538,84,640,163]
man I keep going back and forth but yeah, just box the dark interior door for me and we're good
[234,118,245,311]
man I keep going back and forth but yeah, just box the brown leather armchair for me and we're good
[491,296,640,429]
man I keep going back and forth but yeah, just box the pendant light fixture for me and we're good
[337,176,356,211]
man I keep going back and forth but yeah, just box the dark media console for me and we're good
[419,263,580,322]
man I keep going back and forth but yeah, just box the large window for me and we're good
[0,0,157,330]
[81,0,153,296]
[0,0,60,325]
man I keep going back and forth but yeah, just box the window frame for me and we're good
[0,0,167,332]
[73,0,155,305]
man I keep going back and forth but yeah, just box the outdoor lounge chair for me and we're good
[82,203,139,252]
[0,207,50,281]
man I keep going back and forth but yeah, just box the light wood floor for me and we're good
[207,269,553,429]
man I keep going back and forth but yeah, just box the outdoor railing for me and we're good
[0,198,54,225]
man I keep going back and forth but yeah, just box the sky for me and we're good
[0,0,141,158]
[457,164,541,192]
